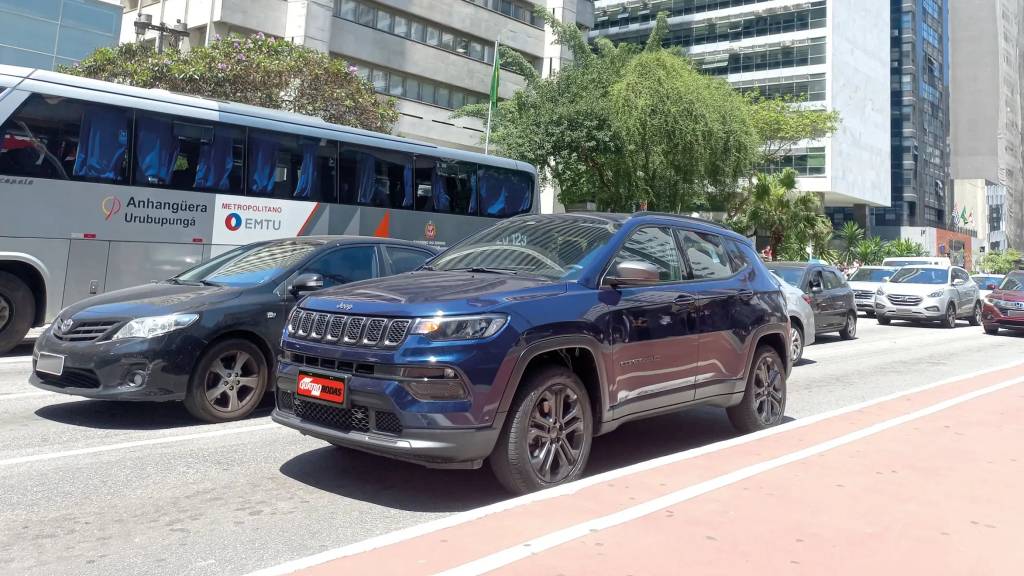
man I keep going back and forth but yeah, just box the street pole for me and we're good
[156,0,167,52]
[205,0,216,46]
[484,36,499,155]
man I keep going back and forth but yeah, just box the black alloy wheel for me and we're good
[727,346,786,433]
[185,339,268,423]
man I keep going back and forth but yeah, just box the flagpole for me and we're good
[484,37,499,155]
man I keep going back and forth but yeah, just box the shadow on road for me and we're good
[279,406,749,512]
[0,343,34,359]
[33,399,273,430]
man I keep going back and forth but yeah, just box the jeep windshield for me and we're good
[429,217,619,280]
[889,267,948,285]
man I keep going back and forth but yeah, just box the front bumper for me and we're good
[874,296,948,321]
[29,329,204,401]
[982,303,1024,329]
[854,297,875,312]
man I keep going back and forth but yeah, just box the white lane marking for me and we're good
[0,391,51,400]
[242,359,1024,576]
[0,356,32,365]
[437,374,1024,576]
[0,423,279,467]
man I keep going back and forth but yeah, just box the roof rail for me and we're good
[633,211,730,231]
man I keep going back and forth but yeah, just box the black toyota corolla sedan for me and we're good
[30,237,436,422]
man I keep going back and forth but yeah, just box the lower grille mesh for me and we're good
[293,398,402,435]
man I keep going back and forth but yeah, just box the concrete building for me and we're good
[949,0,1023,250]
[589,0,892,223]
[0,0,122,69]
[954,179,1007,258]
[118,0,593,156]
[871,0,951,234]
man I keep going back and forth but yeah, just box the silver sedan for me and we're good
[771,272,816,364]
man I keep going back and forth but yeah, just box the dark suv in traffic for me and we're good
[272,214,790,493]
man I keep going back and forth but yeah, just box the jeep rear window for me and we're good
[431,217,618,280]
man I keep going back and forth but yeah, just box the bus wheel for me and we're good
[0,272,35,355]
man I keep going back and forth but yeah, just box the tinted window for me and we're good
[177,241,317,287]
[432,159,477,215]
[972,275,1002,288]
[339,145,412,208]
[0,94,129,183]
[726,239,753,271]
[822,270,844,290]
[769,266,806,286]
[386,246,431,274]
[953,269,970,283]
[301,246,377,287]
[678,230,736,280]
[478,166,533,217]
[611,227,683,282]
[133,112,244,194]
[1001,272,1024,291]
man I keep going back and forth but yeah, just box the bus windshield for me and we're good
[175,241,317,287]
[429,217,619,280]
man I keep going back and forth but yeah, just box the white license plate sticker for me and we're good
[36,353,65,376]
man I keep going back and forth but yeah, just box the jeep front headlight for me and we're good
[410,314,508,341]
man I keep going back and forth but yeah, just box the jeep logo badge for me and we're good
[336,303,353,311]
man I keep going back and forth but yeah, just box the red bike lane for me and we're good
[252,362,1024,576]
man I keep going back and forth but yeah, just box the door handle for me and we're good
[737,289,754,301]
[674,294,697,307]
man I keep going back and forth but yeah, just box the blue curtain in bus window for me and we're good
[403,164,414,208]
[479,169,508,217]
[356,152,377,205]
[293,140,318,199]
[194,127,235,191]
[73,105,129,181]
[135,115,179,185]
[467,171,478,215]
[518,175,533,214]
[431,168,450,212]
[248,133,280,196]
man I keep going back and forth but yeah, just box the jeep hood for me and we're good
[301,271,567,316]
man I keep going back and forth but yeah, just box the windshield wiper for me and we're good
[199,279,223,287]
[449,267,520,275]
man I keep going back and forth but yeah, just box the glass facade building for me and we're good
[0,0,122,70]
[871,0,951,230]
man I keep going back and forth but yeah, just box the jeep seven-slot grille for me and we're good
[287,310,411,347]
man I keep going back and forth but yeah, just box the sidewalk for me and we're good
[257,362,1024,576]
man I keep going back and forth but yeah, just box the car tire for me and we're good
[942,303,957,329]
[727,345,786,434]
[877,316,891,325]
[489,364,593,495]
[184,339,269,423]
[839,313,857,340]
[968,302,982,326]
[789,321,804,364]
[984,324,1000,335]
[0,271,35,356]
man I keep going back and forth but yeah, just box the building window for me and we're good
[465,0,543,29]
[760,147,826,177]
[691,37,827,76]
[735,73,826,102]
[594,0,780,31]
[347,60,488,110]
[657,5,827,50]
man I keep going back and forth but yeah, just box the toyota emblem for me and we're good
[57,318,74,334]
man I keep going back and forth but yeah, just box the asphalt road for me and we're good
[1,318,1022,576]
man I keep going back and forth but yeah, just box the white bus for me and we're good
[0,65,538,352]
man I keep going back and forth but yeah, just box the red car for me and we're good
[982,271,1024,335]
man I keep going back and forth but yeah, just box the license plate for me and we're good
[296,372,346,404]
[36,352,65,376]
[1009,310,1024,318]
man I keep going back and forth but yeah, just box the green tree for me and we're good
[977,249,1023,274]
[456,11,757,212]
[853,237,887,266]
[746,94,841,166]
[726,169,829,260]
[885,238,927,258]
[61,34,398,133]
[838,221,865,265]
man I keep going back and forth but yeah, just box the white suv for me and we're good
[874,265,981,328]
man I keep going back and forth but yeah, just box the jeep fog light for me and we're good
[404,379,469,401]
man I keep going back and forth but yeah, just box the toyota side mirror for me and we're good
[606,261,661,287]
[290,273,324,295]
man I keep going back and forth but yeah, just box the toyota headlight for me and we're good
[112,314,199,340]
[926,290,945,298]
[411,314,508,341]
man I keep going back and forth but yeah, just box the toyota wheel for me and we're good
[185,339,268,423]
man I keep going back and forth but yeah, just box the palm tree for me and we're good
[729,169,824,260]
[853,237,886,266]
[885,238,926,258]
[838,221,864,265]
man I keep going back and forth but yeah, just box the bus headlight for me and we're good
[113,314,199,340]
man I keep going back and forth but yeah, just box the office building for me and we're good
[949,0,1023,250]
[590,0,892,223]
[0,0,122,70]
[870,0,951,236]
[119,0,593,154]
[954,179,1006,263]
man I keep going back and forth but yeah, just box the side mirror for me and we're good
[606,261,660,287]
[290,273,324,295]
[882,277,891,283]
[953,278,965,287]
[987,283,997,290]
[810,284,823,294]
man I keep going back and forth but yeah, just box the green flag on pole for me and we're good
[489,46,500,113]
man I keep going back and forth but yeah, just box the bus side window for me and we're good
[339,145,413,209]
[413,156,434,211]
[0,94,129,183]
[248,130,325,200]
[478,166,533,217]
[431,159,477,216]
[134,112,244,194]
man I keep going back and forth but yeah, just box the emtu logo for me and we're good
[225,212,242,231]
[101,196,122,221]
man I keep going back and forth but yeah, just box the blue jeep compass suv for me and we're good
[272,213,790,493]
